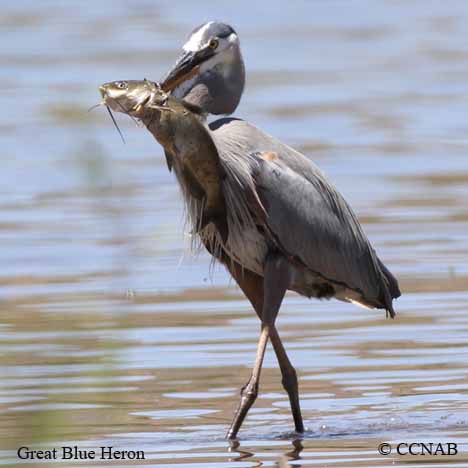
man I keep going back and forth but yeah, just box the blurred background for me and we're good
[1,1,468,466]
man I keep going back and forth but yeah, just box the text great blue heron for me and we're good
[159,21,401,439]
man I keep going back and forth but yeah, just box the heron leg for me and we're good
[226,252,291,439]
[269,326,304,433]
[222,253,304,435]
[226,323,269,439]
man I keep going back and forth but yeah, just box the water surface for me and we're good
[1,1,468,466]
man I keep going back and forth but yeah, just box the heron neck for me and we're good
[178,49,245,116]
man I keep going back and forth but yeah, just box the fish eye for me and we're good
[208,38,219,50]
[116,81,128,89]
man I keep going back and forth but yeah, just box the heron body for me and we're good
[206,117,400,312]
[101,21,401,439]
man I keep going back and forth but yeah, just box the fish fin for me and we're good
[164,150,173,172]
[200,208,229,244]
[213,216,229,244]
[181,99,205,116]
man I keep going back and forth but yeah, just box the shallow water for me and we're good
[1,1,468,466]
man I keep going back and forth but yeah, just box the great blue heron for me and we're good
[158,21,401,439]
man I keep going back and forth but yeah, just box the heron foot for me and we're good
[226,378,259,439]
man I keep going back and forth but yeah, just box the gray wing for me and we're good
[210,118,400,314]
[253,154,394,309]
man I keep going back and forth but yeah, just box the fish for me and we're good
[99,79,229,242]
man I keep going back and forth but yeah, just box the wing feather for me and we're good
[253,155,386,305]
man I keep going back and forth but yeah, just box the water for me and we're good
[1,1,468,466]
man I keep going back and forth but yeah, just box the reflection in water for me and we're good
[1,0,468,467]
[278,439,304,468]
[228,440,258,466]
[227,439,303,468]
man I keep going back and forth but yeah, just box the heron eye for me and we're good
[208,38,219,50]
[117,81,128,89]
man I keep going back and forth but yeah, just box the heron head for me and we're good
[161,21,245,115]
